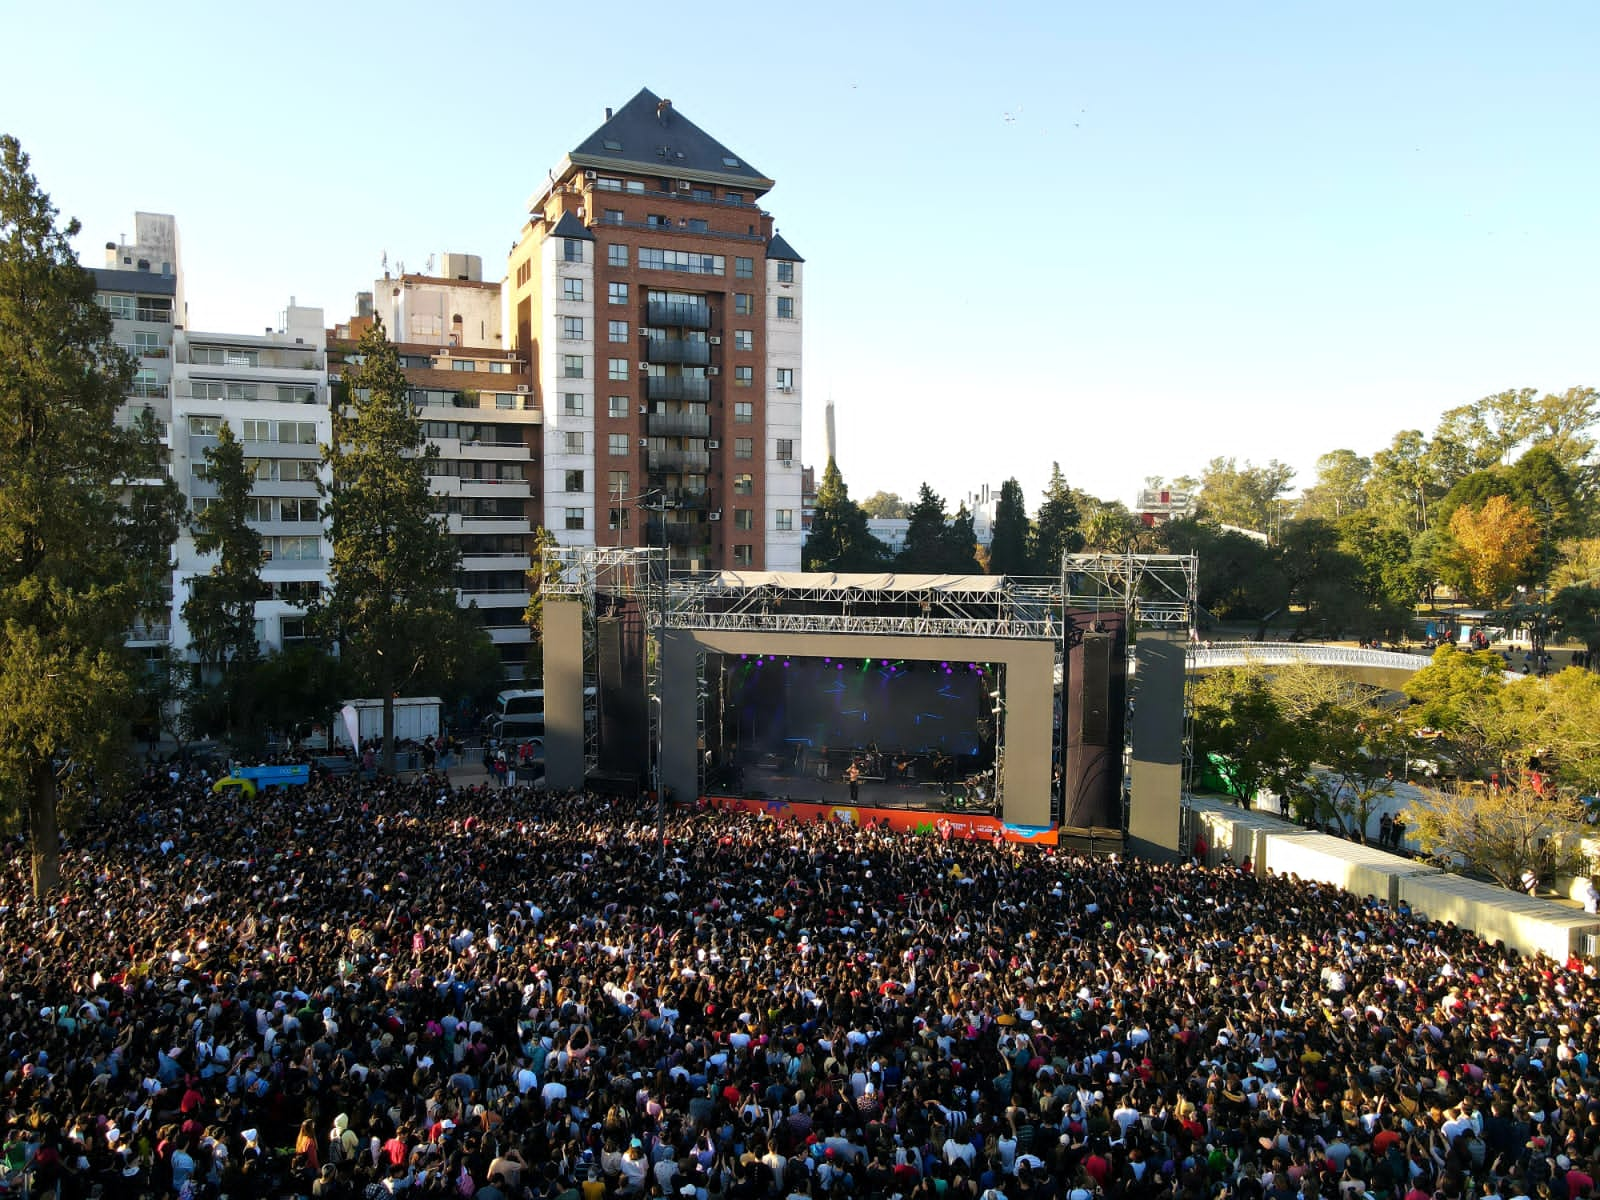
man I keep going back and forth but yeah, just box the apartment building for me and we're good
[505,88,803,571]
[169,303,332,658]
[330,265,539,678]
[91,213,185,651]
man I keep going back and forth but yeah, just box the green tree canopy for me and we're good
[320,320,461,772]
[1197,457,1295,535]
[0,135,182,894]
[859,490,908,519]
[803,458,888,572]
[1296,449,1371,522]
[1030,463,1083,575]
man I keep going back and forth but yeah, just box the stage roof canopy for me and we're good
[703,571,1009,594]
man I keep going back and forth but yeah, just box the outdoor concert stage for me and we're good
[703,652,1001,816]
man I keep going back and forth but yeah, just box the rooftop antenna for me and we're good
[425,254,436,274]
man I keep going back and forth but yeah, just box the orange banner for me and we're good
[711,795,1059,845]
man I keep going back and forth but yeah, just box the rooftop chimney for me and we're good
[605,106,613,119]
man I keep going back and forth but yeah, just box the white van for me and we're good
[484,688,596,739]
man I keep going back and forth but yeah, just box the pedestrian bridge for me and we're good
[1188,640,1433,685]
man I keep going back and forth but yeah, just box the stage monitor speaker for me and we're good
[1080,632,1111,746]
[597,617,622,686]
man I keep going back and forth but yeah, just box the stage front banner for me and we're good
[712,795,1058,845]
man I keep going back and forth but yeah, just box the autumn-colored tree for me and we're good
[1445,494,1539,604]
[1406,775,1588,891]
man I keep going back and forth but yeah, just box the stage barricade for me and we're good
[1187,796,1600,960]
[716,795,1058,845]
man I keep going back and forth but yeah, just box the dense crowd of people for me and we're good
[0,766,1597,1200]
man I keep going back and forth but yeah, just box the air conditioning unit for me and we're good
[707,439,720,449]
[584,170,597,180]
[638,404,649,415]
[778,458,793,468]
[515,384,529,394]
[707,366,720,376]
[707,336,721,345]
[678,181,692,192]
[638,361,650,371]
[708,510,722,521]
[780,385,794,393]
[638,438,649,447]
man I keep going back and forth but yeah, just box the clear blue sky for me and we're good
[5,1,1595,512]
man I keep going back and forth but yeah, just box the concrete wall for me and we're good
[1127,631,1185,860]
[1186,796,1600,960]
[543,599,588,790]
[763,257,802,570]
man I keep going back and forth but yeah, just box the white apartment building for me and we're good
[170,303,332,658]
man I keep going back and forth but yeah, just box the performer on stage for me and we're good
[846,759,862,804]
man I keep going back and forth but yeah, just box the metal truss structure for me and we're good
[664,574,1062,640]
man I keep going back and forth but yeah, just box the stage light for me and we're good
[941,662,949,669]
[881,659,889,665]
[783,660,790,668]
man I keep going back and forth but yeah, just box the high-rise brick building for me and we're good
[506,89,803,571]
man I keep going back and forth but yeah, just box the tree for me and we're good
[180,423,265,737]
[859,490,908,519]
[1165,520,1285,629]
[1367,429,1438,535]
[803,457,889,571]
[320,320,461,774]
[1296,449,1370,522]
[1191,666,1300,808]
[0,136,181,894]
[986,478,1030,576]
[1444,495,1540,605]
[898,483,980,573]
[1403,644,1514,780]
[1406,777,1588,891]
[523,525,563,683]
[1197,457,1295,535]
[1031,463,1082,574]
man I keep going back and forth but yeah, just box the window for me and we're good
[565,507,585,530]
[563,393,585,417]
[488,361,512,374]
[595,176,623,192]
[102,293,135,319]
[637,247,725,275]
[133,330,160,355]
[608,244,628,269]
[647,213,669,229]
[246,497,274,522]
[776,261,794,283]
[272,536,321,561]
[734,293,753,315]
[243,458,272,482]
[288,460,319,482]
[280,618,308,643]
[609,433,629,457]
[278,421,317,444]
[733,329,753,351]
[733,544,753,567]
[563,355,584,379]
[734,508,754,531]
[452,359,478,372]
[727,191,744,205]
[734,366,753,387]
[608,358,629,381]
[277,384,317,403]
[608,320,628,343]
[609,507,631,532]
[562,316,584,341]
[189,462,210,483]
[734,437,753,459]
[733,474,753,495]
[734,402,753,424]
[564,433,585,455]
[776,438,795,464]
[608,470,630,501]
[776,509,794,531]
[563,277,584,302]
[191,497,210,516]
[776,368,794,390]
[608,395,629,419]
[563,238,583,263]
[280,498,319,523]
[608,282,629,305]
[188,415,221,437]
[565,470,586,492]
[686,219,708,234]
[603,209,624,225]
[734,257,754,279]
[776,296,795,319]
[241,418,270,442]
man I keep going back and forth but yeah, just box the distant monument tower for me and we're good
[825,394,837,462]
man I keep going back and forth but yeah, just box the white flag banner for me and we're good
[340,704,361,751]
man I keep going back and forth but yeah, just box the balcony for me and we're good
[117,342,168,359]
[131,381,169,400]
[125,622,171,644]
[132,308,172,324]
[647,411,711,438]
[644,338,710,366]
[664,488,710,511]
[646,518,708,548]
[648,447,711,473]
[647,301,712,329]
[646,376,710,403]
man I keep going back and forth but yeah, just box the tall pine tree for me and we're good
[987,478,1031,575]
[0,136,181,894]
[1032,462,1084,574]
[804,458,888,571]
[321,320,461,773]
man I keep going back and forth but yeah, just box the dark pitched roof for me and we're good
[571,88,774,193]
[766,233,804,263]
[549,211,594,241]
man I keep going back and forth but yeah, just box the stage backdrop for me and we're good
[662,629,1056,828]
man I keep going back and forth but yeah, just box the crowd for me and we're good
[0,766,1598,1200]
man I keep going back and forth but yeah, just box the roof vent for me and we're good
[656,98,672,119]
[605,106,613,120]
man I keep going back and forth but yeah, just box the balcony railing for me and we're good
[647,411,711,438]
[130,381,169,399]
[647,518,708,547]
[664,488,710,510]
[648,447,711,473]
[646,301,712,329]
[644,338,711,366]
[646,376,710,403]
[117,342,168,359]
[132,309,172,324]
